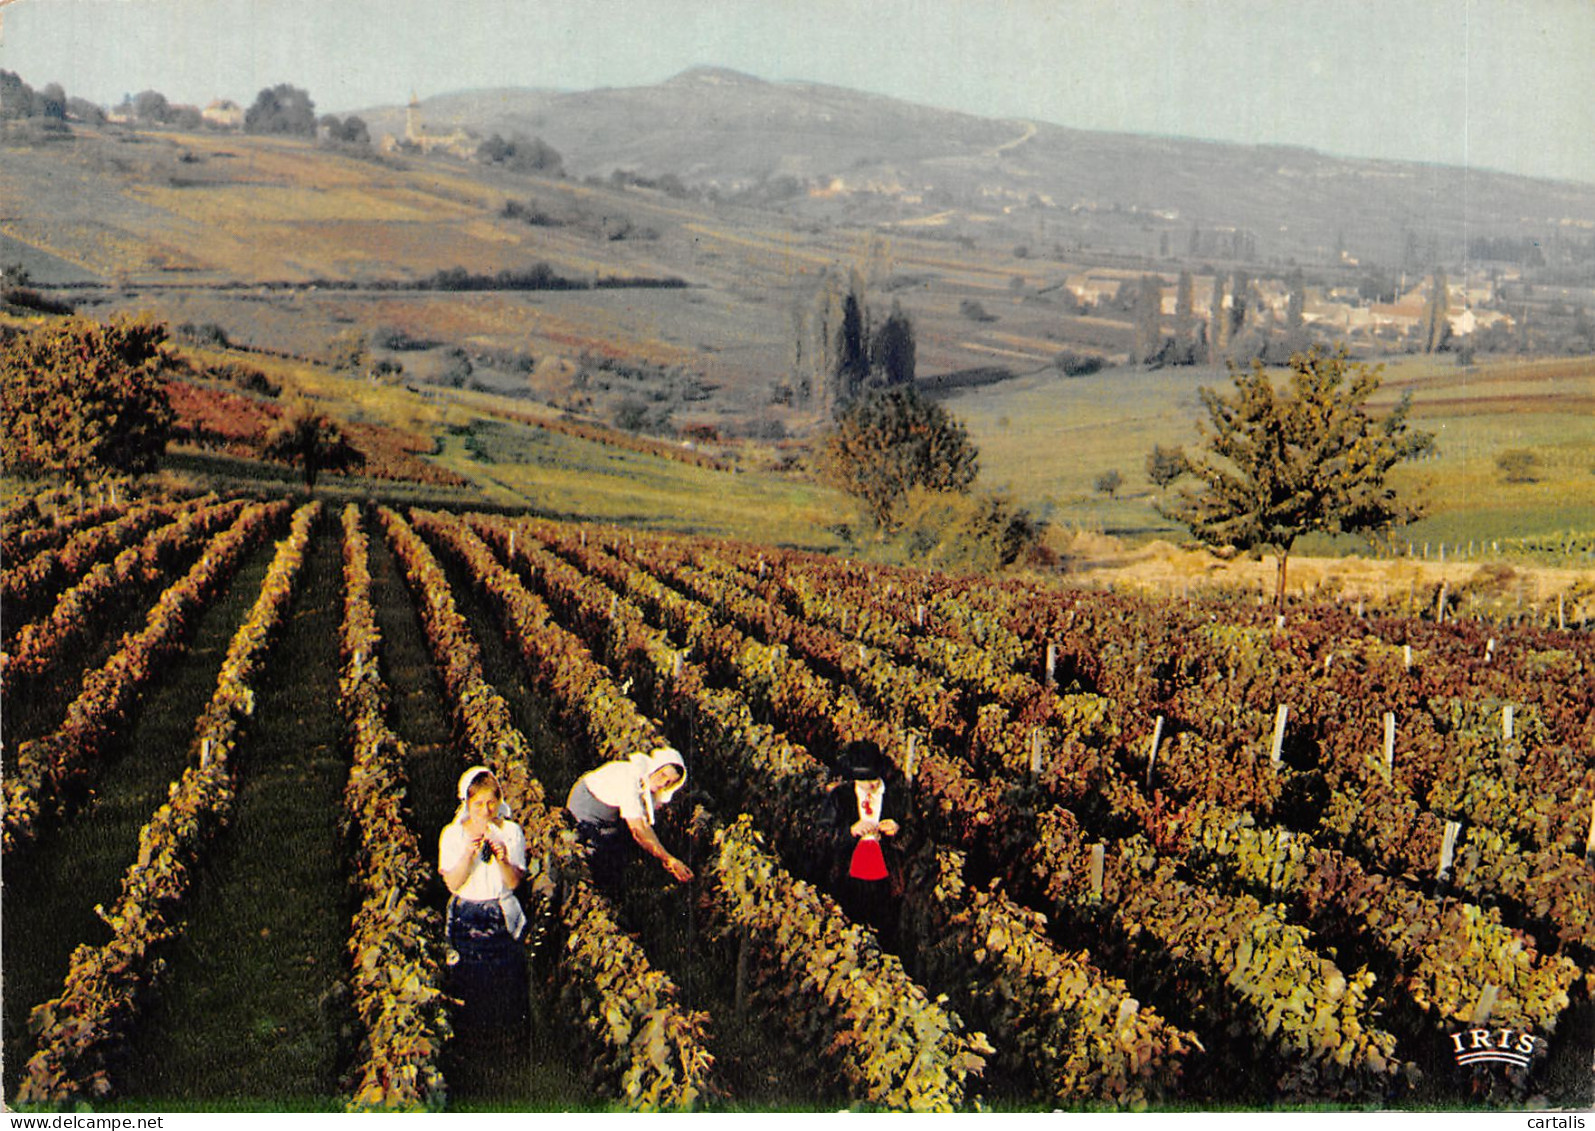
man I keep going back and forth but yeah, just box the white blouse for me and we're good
[439,819,527,902]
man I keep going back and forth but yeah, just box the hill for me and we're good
[364,66,1595,268]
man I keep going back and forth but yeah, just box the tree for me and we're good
[244,84,316,137]
[868,300,916,389]
[1495,449,1539,483]
[1423,271,1450,353]
[37,83,67,120]
[1208,273,1228,359]
[834,285,870,402]
[132,89,172,124]
[820,385,978,528]
[67,96,106,125]
[1,71,35,119]
[1094,468,1123,498]
[1174,270,1196,359]
[0,316,175,480]
[1285,268,1306,330]
[262,403,363,488]
[1145,443,1186,490]
[1132,275,1164,365]
[1161,348,1433,611]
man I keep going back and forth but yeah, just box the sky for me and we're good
[2,0,1593,184]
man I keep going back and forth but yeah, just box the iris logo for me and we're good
[1449,1027,1541,1068]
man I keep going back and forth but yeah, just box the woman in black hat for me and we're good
[829,739,906,946]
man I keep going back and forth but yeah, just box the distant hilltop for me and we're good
[354,67,1595,271]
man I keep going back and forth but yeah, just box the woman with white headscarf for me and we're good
[566,747,693,887]
[439,766,528,1037]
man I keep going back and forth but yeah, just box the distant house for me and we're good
[1064,272,1128,309]
[203,99,244,129]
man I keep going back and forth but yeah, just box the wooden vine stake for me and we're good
[1584,797,1595,863]
[200,737,212,769]
[1146,715,1164,786]
[1089,843,1105,898]
[1485,638,1496,663]
[1029,729,1044,776]
[1558,593,1566,630]
[1435,582,1448,624]
[1403,644,1413,670]
[1469,984,1501,1026]
[1115,997,1140,1031]
[1382,712,1396,778]
[508,529,514,557]
[1502,705,1514,741]
[671,652,683,680]
[915,603,926,628]
[1269,705,1289,767]
[734,931,751,1018]
[1045,642,1057,687]
[1437,820,1462,882]
[904,734,918,783]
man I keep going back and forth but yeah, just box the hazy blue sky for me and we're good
[3,0,1592,184]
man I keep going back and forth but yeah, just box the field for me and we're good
[944,353,1595,554]
[3,485,1592,1111]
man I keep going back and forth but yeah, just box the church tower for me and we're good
[405,91,422,143]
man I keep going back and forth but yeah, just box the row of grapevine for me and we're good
[16,502,320,1106]
[4,499,289,853]
[335,505,452,1112]
[2,497,179,625]
[2,492,136,575]
[2,496,248,690]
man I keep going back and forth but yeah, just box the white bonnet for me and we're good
[456,765,511,821]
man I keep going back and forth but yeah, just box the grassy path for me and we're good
[2,541,279,1102]
[111,515,350,1109]
[365,517,591,1110]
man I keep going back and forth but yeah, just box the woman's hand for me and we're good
[878,819,899,837]
[664,856,695,883]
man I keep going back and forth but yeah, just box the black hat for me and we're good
[841,739,887,781]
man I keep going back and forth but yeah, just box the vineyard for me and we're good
[2,485,1593,1112]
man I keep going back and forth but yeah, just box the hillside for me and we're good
[2,69,1593,552]
[364,67,1595,268]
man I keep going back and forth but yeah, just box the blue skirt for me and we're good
[446,897,528,1035]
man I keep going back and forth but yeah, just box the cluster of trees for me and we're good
[318,114,371,146]
[243,84,316,137]
[476,133,564,175]
[113,89,203,129]
[2,70,100,129]
[783,267,917,411]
